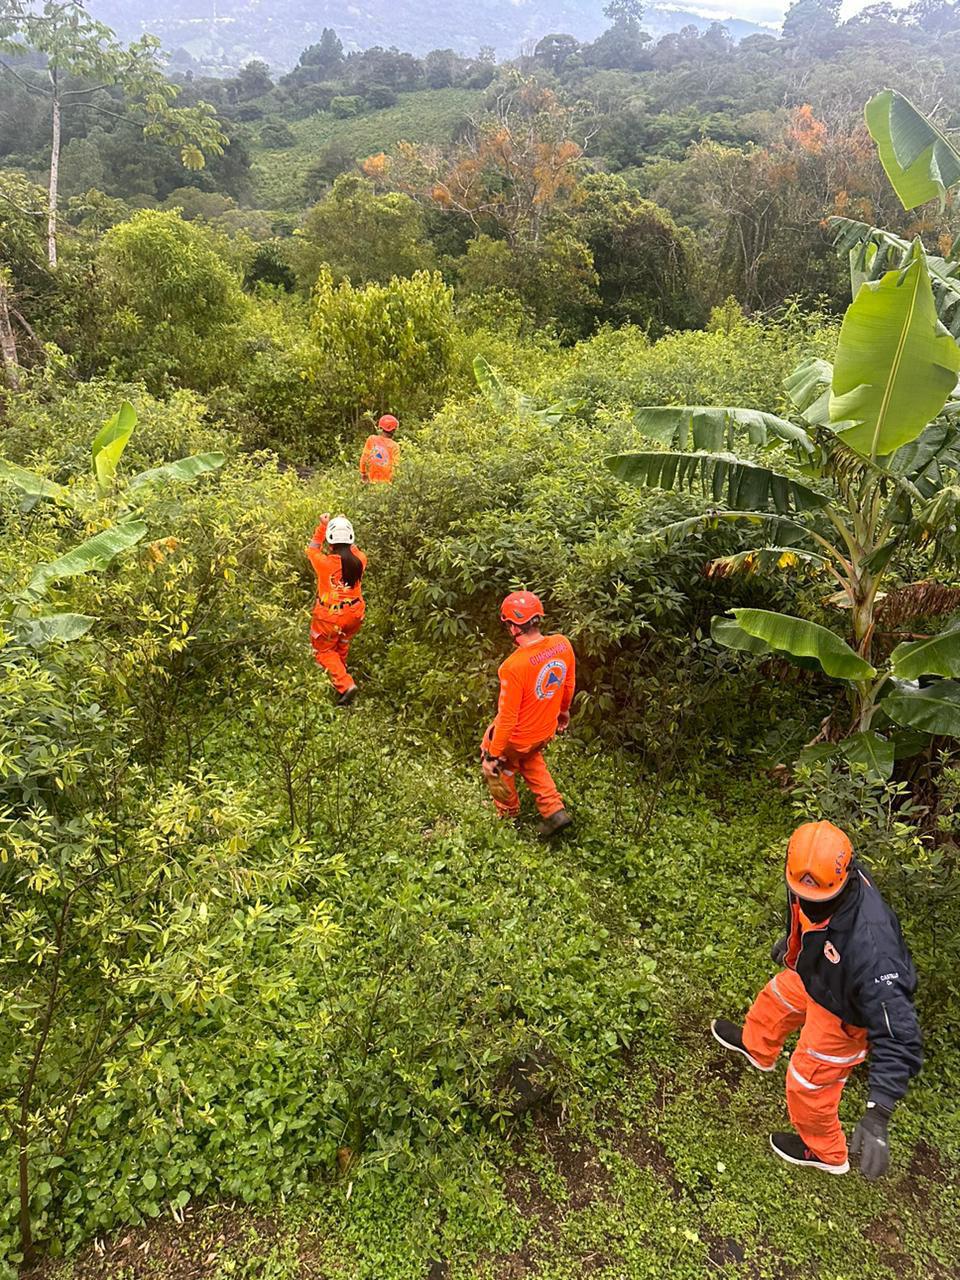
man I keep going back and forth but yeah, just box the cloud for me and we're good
[671,0,910,24]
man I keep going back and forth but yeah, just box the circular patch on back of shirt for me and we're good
[535,659,566,701]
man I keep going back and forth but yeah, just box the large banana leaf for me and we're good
[128,452,225,492]
[890,421,960,496]
[705,545,828,578]
[891,626,960,679]
[644,510,811,550]
[841,731,895,780]
[473,354,514,414]
[473,355,568,424]
[92,401,137,493]
[633,406,813,455]
[720,608,876,680]
[710,613,822,671]
[785,357,834,428]
[882,680,960,737]
[830,243,960,459]
[26,521,147,598]
[865,90,960,211]
[0,460,70,503]
[21,612,97,647]
[830,217,960,337]
[605,452,827,515]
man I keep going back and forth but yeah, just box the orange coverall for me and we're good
[359,433,398,483]
[482,634,576,819]
[305,520,367,694]
[742,912,868,1167]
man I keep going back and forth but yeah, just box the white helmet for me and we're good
[325,515,354,545]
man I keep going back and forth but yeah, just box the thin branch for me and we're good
[0,185,45,218]
[10,304,40,347]
[0,57,50,96]
[61,82,115,99]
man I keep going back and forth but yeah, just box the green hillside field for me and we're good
[252,88,484,207]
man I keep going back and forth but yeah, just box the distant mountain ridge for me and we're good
[86,1,770,74]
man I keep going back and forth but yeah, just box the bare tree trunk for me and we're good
[0,277,21,391]
[47,69,61,269]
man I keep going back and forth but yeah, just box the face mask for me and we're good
[798,874,854,923]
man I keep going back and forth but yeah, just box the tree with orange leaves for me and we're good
[362,74,592,246]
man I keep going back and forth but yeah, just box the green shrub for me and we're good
[0,378,231,474]
[331,95,363,118]
[309,268,455,426]
[98,210,247,392]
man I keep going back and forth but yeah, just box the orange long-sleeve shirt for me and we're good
[359,433,399,483]
[306,519,367,611]
[489,634,576,756]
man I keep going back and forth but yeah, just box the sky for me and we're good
[677,0,910,26]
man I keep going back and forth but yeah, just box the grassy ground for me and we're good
[251,89,483,207]
[35,763,960,1280]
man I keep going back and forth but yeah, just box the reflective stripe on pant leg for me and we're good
[786,1051,849,1165]
[771,973,803,1014]
[516,745,563,819]
[806,1047,868,1066]
[311,618,352,693]
[742,968,807,1068]
[786,998,866,1166]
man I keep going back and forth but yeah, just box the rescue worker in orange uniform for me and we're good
[711,821,922,1178]
[306,514,367,706]
[481,591,576,839]
[359,414,399,483]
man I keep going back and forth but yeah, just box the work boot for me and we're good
[769,1133,849,1175]
[336,684,358,707]
[538,808,573,840]
[710,1019,775,1072]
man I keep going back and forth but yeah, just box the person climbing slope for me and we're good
[711,821,922,1178]
[306,514,367,706]
[359,414,400,483]
[481,591,576,839]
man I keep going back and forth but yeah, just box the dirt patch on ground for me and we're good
[29,1204,269,1280]
[30,1205,331,1280]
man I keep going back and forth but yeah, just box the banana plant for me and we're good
[0,401,223,646]
[473,354,575,425]
[606,243,960,769]
[0,400,224,512]
[604,90,960,770]
[829,91,960,337]
[4,522,148,648]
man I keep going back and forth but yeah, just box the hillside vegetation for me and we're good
[251,89,484,207]
[3,1,960,1277]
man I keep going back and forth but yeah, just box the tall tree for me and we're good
[0,0,227,267]
[366,77,590,246]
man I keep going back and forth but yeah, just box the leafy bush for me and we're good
[309,268,456,426]
[296,175,436,289]
[0,378,230,475]
[98,210,247,391]
[541,302,838,421]
[331,95,363,118]
[259,120,296,149]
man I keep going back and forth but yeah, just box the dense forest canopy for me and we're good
[4,0,960,1276]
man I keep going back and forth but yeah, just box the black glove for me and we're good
[770,935,787,966]
[850,1102,892,1181]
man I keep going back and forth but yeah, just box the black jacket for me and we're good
[784,862,922,1111]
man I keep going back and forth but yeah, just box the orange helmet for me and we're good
[378,414,398,433]
[786,821,853,901]
[500,590,543,626]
